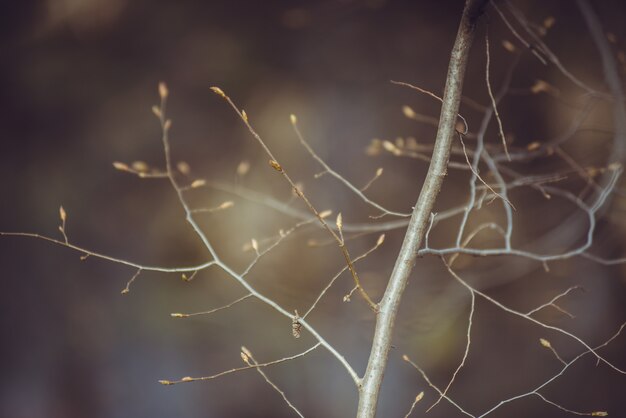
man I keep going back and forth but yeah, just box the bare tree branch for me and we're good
[357,1,489,416]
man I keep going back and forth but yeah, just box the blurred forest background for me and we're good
[1,0,626,417]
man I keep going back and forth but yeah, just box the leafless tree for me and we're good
[3,0,626,417]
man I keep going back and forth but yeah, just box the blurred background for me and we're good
[1,0,626,417]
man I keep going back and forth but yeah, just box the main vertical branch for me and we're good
[356,1,488,416]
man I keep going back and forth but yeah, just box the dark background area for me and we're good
[1,1,626,417]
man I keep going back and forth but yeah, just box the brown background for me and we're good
[1,1,626,417]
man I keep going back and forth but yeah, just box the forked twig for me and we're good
[290,118,410,218]
[211,88,379,312]
[241,346,306,417]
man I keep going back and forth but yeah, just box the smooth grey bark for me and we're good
[355,1,489,417]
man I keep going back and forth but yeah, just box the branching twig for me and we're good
[443,259,625,375]
[159,343,321,385]
[290,117,410,218]
[212,89,379,311]
[526,286,581,318]
[303,234,385,319]
[241,346,306,418]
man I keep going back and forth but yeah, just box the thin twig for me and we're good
[391,80,469,135]
[241,346,306,417]
[160,343,321,385]
[526,286,581,317]
[170,294,253,318]
[427,287,475,412]
[120,268,142,295]
[303,234,385,319]
[291,118,409,218]
[489,0,548,64]
[484,31,510,160]
[402,354,475,418]
[403,391,424,418]
[0,232,218,273]
[442,259,625,375]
